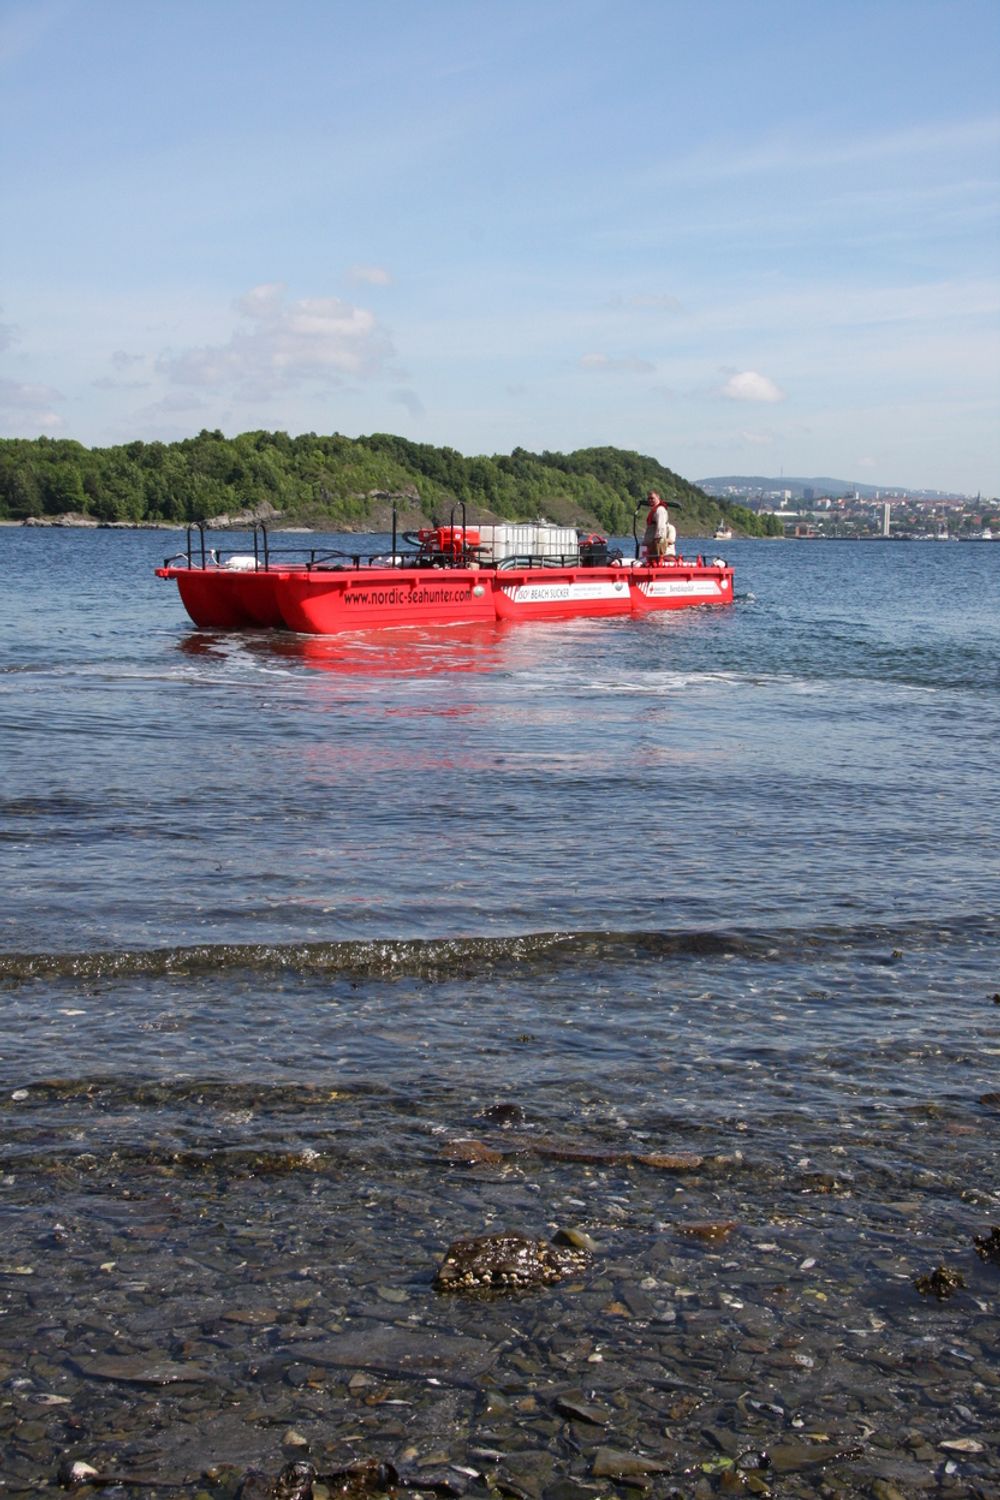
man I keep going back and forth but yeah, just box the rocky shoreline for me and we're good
[5,492,608,537]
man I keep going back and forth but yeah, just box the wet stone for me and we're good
[591,1448,671,1478]
[554,1393,611,1426]
[221,1307,279,1326]
[551,1228,601,1254]
[237,1473,274,1500]
[765,1440,864,1473]
[542,1481,603,1500]
[69,1354,214,1385]
[278,1325,497,1382]
[434,1232,589,1295]
[498,1451,556,1498]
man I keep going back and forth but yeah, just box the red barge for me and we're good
[156,513,734,633]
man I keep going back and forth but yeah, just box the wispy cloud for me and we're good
[650,115,1000,188]
[142,393,208,414]
[390,387,425,418]
[158,283,395,396]
[348,265,393,287]
[0,376,64,429]
[92,376,151,391]
[720,370,785,403]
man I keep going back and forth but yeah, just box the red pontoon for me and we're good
[156,515,734,633]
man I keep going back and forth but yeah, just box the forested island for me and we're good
[0,429,783,536]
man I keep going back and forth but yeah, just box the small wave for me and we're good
[0,1076,382,1110]
[1,913,995,985]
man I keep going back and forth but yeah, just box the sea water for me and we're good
[0,527,998,1496]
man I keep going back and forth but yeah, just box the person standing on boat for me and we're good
[644,491,676,562]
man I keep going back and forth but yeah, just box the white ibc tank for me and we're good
[477,524,579,561]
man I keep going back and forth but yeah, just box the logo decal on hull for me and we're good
[502,580,623,604]
[638,579,727,597]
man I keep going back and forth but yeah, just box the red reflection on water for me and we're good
[180,622,508,678]
[292,622,507,677]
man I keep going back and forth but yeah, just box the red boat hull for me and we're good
[158,561,734,632]
[278,569,495,632]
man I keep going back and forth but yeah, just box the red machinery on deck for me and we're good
[156,514,734,634]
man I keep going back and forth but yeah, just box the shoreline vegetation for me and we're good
[0,429,782,538]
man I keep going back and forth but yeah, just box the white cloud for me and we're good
[579,352,656,375]
[348,264,392,286]
[720,370,785,403]
[0,376,64,430]
[739,429,775,447]
[158,283,394,396]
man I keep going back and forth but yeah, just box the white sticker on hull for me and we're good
[638,578,728,597]
[502,580,626,604]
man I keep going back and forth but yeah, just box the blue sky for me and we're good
[1,0,998,494]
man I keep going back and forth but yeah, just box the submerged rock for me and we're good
[913,1265,966,1299]
[675,1220,739,1243]
[434,1231,588,1294]
[320,1458,399,1496]
[69,1353,213,1384]
[236,1462,316,1500]
[57,1459,100,1488]
[591,1447,671,1478]
[440,1139,505,1165]
[275,1463,318,1500]
[478,1102,526,1125]
[551,1226,601,1253]
[973,1226,1000,1263]
[554,1392,611,1425]
[634,1152,704,1172]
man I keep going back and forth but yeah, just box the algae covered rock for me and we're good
[434,1231,588,1294]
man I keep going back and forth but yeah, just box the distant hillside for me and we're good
[698,474,958,500]
[0,430,784,536]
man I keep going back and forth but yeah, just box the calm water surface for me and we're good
[0,529,998,1497]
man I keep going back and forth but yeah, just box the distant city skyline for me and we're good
[1,0,998,495]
